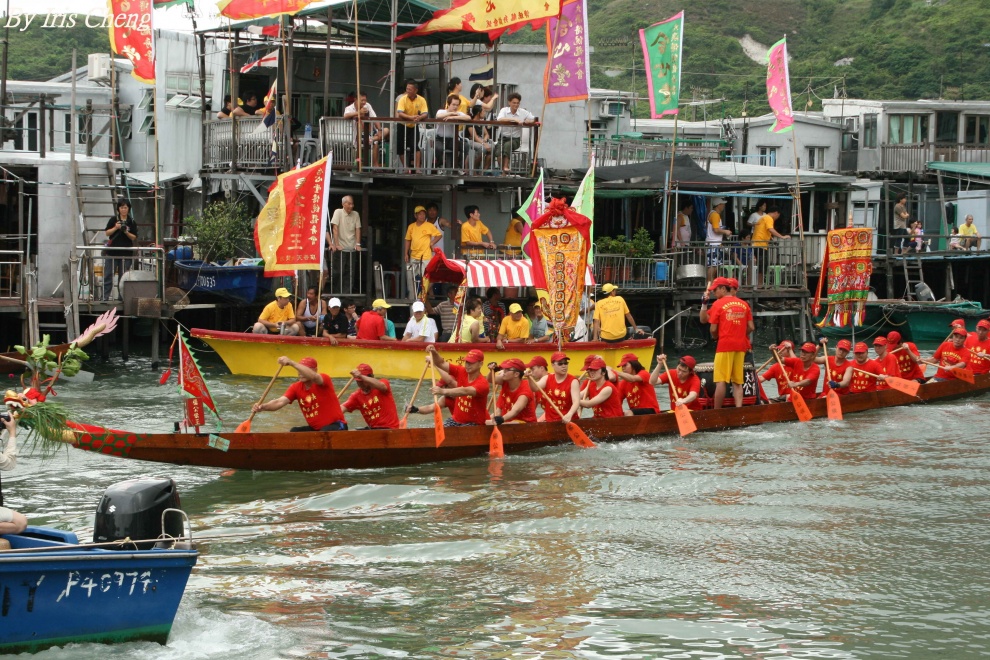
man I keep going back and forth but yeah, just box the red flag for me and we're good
[178,329,220,418]
[109,0,155,84]
[217,0,314,20]
[256,156,333,273]
[399,0,562,41]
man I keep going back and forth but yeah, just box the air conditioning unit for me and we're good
[599,101,625,118]
[88,53,111,83]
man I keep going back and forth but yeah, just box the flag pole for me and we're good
[353,0,363,172]
[790,132,808,290]
[665,112,679,250]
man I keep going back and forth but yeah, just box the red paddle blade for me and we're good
[826,389,843,421]
[887,376,921,397]
[434,407,445,447]
[956,368,976,384]
[489,426,504,458]
[791,393,813,422]
[234,419,251,433]
[565,422,596,448]
[158,368,172,385]
[399,417,408,429]
[673,405,697,436]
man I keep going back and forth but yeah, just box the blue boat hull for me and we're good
[173,259,271,304]
[0,526,198,654]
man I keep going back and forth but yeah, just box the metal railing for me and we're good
[880,142,990,172]
[325,250,365,297]
[592,254,674,290]
[666,239,807,290]
[0,250,24,300]
[203,116,287,170]
[588,136,731,166]
[74,245,164,303]
[883,231,985,255]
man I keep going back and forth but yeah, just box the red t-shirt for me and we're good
[618,370,660,413]
[343,380,400,429]
[586,380,624,418]
[933,341,970,380]
[497,380,537,423]
[356,311,385,340]
[284,374,344,430]
[822,357,852,395]
[656,370,703,410]
[888,343,926,380]
[849,358,882,393]
[964,335,990,374]
[541,374,577,422]
[447,364,490,425]
[707,295,752,352]
[763,357,803,397]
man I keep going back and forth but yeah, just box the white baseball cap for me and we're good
[711,197,727,206]
[328,297,341,308]
[411,301,425,312]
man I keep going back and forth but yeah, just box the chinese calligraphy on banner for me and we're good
[544,0,589,103]
[216,0,314,20]
[529,198,592,329]
[399,0,562,41]
[108,0,155,84]
[639,11,683,118]
[256,156,333,273]
[766,37,794,133]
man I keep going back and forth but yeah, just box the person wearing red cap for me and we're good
[816,338,853,396]
[872,336,893,390]
[761,343,819,401]
[411,346,491,426]
[841,342,885,393]
[580,357,625,418]
[922,327,971,381]
[700,277,754,408]
[253,356,347,431]
[341,364,400,429]
[964,319,990,375]
[885,331,926,382]
[486,358,537,425]
[649,354,702,411]
[950,318,977,343]
[532,352,580,423]
[614,353,660,415]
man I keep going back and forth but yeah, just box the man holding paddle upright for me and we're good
[252,356,347,432]
[410,346,490,427]
[700,277,754,408]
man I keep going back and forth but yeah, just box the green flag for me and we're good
[639,11,684,118]
[572,163,595,261]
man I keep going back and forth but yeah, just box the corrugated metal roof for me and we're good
[928,161,990,179]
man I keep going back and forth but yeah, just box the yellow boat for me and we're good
[190,329,657,379]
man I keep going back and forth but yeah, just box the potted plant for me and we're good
[184,200,254,264]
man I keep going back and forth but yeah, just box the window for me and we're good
[806,146,827,170]
[63,114,72,144]
[935,111,959,143]
[138,114,155,135]
[758,146,777,167]
[965,115,990,145]
[165,94,188,108]
[888,114,929,144]
[12,111,38,151]
[863,114,878,148]
[138,89,155,111]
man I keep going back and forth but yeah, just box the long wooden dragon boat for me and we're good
[63,374,990,472]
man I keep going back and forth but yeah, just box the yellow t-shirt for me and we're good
[752,214,775,248]
[461,221,491,255]
[457,94,471,114]
[498,315,530,340]
[504,217,523,247]
[405,221,443,260]
[959,223,979,237]
[593,295,630,340]
[259,300,294,324]
[396,94,428,127]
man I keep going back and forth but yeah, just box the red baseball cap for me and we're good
[726,277,740,290]
[800,342,816,353]
[951,327,967,337]
[679,355,697,370]
[873,336,888,346]
[298,357,317,369]
[618,353,639,367]
[464,349,485,363]
[526,356,548,368]
[837,339,852,350]
[499,358,526,372]
[707,277,732,291]
[583,354,599,369]
[854,342,869,353]
[978,320,990,330]
[550,351,569,363]
[355,363,373,376]
[887,331,902,344]
[779,340,794,350]
[587,357,607,370]
[951,318,966,328]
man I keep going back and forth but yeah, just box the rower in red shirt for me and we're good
[649,354,703,411]
[341,363,400,429]
[840,342,885,393]
[760,344,805,400]
[872,336,893,390]
[530,352,580,423]
[950,318,975,342]
[614,352,660,415]
[923,327,970,381]
[487,358,537,425]
[253,356,347,431]
[885,331,926,382]
[410,346,490,426]
[580,357,625,418]
[964,319,990,375]
[817,338,853,395]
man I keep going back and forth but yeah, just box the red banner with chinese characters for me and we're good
[529,198,591,329]
[179,329,219,417]
[271,156,331,270]
[108,0,155,84]
[217,0,314,20]
[399,0,562,41]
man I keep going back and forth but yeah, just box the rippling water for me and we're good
[6,351,990,658]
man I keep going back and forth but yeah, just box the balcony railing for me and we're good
[666,239,808,290]
[880,142,990,172]
[0,250,24,300]
[589,136,731,166]
[203,116,287,170]
[592,254,674,290]
[75,245,164,304]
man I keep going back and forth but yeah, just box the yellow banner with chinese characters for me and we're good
[400,0,561,40]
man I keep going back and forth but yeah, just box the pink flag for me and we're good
[766,37,794,133]
[518,170,546,260]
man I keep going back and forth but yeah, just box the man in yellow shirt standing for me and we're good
[592,284,645,343]
[404,205,443,299]
[460,205,496,256]
[504,210,523,247]
[751,205,789,285]
[395,79,428,171]
[496,302,531,349]
[958,214,981,250]
[706,197,732,281]
[252,287,302,335]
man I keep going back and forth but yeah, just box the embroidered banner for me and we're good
[639,11,683,118]
[399,0,562,41]
[813,228,874,327]
[544,0,589,103]
[108,0,155,84]
[529,197,592,329]
[766,36,794,133]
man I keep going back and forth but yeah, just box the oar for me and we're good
[235,365,283,433]
[337,376,356,401]
[955,367,976,384]
[429,355,445,448]
[488,370,504,458]
[853,368,921,397]
[527,374,596,448]
[822,342,844,421]
[398,363,430,429]
[772,350,813,422]
[660,358,697,437]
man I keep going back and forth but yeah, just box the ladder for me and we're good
[901,255,925,300]
[73,160,120,246]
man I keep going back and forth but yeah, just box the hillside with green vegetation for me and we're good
[6,21,111,81]
[499,0,990,118]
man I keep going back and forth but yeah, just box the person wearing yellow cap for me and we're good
[404,205,443,300]
[496,302,531,349]
[252,287,302,336]
[592,284,644,343]
[356,299,397,341]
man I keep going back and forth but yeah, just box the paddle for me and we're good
[488,370,504,458]
[337,376,356,401]
[235,365,284,433]
[398,363,430,429]
[822,341,844,422]
[772,350,813,422]
[853,368,921,397]
[429,355,445,448]
[955,367,976,384]
[527,374,596,448]
[660,358,697,437]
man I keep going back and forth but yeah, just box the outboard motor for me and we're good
[94,477,183,549]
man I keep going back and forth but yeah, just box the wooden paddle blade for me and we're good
[826,389,843,421]
[434,407,445,447]
[955,368,976,384]
[887,375,921,397]
[790,393,814,422]
[673,405,698,436]
[489,426,504,458]
[565,422,596,448]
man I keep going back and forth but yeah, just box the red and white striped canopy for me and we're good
[443,259,595,288]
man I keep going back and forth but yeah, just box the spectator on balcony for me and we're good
[447,77,472,114]
[217,95,233,119]
[482,287,506,340]
[460,205,496,256]
[231,93,264,117]
[435,95,471,171]
[102,199,137,301]
[705,197,732,281]
[396,80,428,171]
[344,92,387,168]
[892,193,910,253]
[404,205,443,300]
[958,214,981,250]
[495,93,537,175]
[426,202,452,257]
[464,105,495,173]
[328,195,362,253]
[746,199,767,228]
[751,205,788,286]
[470,84,499,117]
[949,226,965,250]
[673,199,693,248]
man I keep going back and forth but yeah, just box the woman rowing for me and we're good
[613,352,660,415]
[649,354,702,411]
[579,357,624,418]
[486,358,537,426]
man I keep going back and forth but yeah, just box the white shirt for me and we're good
[0,431,17,472]
[747,211,763,226]
[496,106,535,138]
[435,109,469,139]
[343,102,376,118]
[404,315,439,342]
